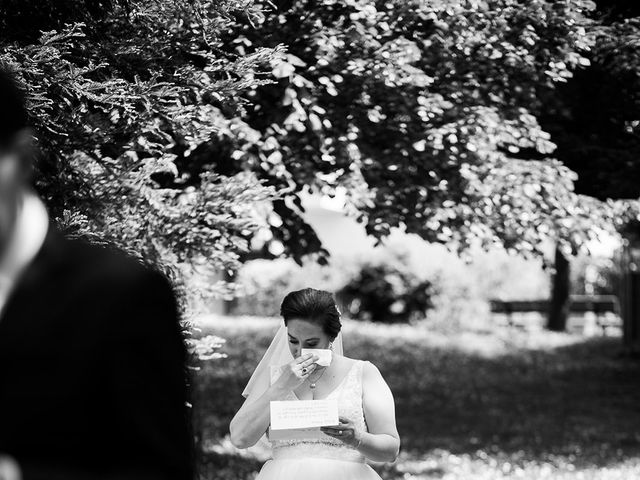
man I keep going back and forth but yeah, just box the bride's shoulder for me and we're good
[357,359,387,383]
[335,355,378,375]
[331,355,361,374]
[333,355,362,367]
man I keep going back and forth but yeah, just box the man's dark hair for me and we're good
[0,67,29,147]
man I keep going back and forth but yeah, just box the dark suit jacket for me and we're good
[0,227,194,480]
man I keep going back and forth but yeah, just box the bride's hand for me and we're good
[321,416,362,448]
[274,353,319,391]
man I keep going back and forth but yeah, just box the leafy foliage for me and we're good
[0,1,283,300]
[3,0,638,279]
[0,0,121,41]
[540,16,640,203]
[224,0,621,259]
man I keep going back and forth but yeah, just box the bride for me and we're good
[230,288,400,480]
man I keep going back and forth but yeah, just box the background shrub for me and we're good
[227,258,356,317]
[337,262,435,323]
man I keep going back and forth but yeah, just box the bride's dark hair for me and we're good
[280,288,342,340]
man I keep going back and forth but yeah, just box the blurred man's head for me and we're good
[0,68,32,250]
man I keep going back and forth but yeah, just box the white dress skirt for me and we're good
[256,456,381,480]
[255,360,383,480]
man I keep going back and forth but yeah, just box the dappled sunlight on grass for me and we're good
[383,450,640,480]
[204,434,272,463]
[194,315,640,479]
[196,314,590,358]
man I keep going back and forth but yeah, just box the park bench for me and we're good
[489,295,621,334]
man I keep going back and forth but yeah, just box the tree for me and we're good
[3,0,638,330]
[224,0,639,335]
[217,0,616,267]
[0,1,284,306]
[537,5,640,337]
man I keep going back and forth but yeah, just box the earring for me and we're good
[328,342,333,350]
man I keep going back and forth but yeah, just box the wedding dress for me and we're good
[254,360,382,480]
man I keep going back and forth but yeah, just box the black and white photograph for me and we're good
[0,1,639,479]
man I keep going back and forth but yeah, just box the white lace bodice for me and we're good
[268,360,368,463]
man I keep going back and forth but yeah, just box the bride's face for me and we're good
[286,319,331,358]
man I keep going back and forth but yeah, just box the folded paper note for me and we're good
[270,399,339,430]
[301,348,332,367]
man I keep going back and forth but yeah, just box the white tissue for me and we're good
[301,348,332,367]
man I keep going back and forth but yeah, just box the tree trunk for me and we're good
[548,245,571,331]
[623,274,640,353]
[620,245,640,355]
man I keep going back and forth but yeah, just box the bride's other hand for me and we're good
[323,363,400,463]
[275,353,319,391]
[321,416,362,448]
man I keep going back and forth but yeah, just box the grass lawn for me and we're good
[193,316,640,480]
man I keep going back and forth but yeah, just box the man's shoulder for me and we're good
[65,237,142,271]
[53,234,169,290]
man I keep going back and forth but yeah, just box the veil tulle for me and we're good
[242,323,344,401]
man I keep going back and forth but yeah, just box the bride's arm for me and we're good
[230,353,319,448]
[229,383,291,449]
[358,361,401,462]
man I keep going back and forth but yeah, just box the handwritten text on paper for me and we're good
[270,399,339,430]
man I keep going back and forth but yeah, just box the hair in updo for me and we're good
[280,288,342,340]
